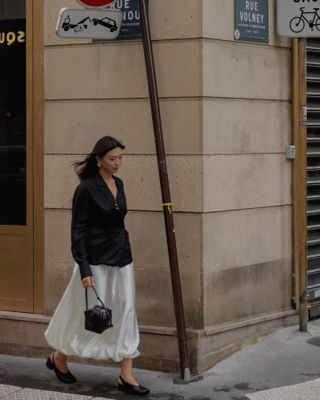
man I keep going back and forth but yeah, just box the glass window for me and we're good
[0,0,26,225]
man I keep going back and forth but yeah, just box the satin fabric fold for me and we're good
[45,263,140,362]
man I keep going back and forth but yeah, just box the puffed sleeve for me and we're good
[71,184,93,279]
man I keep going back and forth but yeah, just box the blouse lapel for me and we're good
[95,174,117,206]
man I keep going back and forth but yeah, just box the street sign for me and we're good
[77,0,117,8]
[109,0,142,39]
[56,8,122,39]
[234,0,269,43]
[277,0,320,37]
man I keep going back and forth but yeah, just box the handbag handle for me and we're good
[85,286,106,310]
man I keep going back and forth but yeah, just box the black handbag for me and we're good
[84,286,113,334]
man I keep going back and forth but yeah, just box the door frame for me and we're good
[0,0,44,313]
[28,0,44,314]
[292,38,308,330]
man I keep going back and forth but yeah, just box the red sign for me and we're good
[77,0,117,8]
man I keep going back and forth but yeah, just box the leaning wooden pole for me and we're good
[138,0,189,379]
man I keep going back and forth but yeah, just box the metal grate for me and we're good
[306,39,320,316]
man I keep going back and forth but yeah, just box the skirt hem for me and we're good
[44,263,140,362]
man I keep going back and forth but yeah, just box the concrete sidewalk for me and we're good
[247,378,320,400]
[1,319,320,399]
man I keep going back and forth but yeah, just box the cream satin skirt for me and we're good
[44,263,140,362]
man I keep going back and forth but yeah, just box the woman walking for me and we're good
[44,136,149,396]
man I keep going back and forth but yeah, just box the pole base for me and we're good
[173,368,204,385]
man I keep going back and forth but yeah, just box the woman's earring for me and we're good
[97,162,101,168]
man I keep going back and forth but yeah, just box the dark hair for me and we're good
[74,136,125,181]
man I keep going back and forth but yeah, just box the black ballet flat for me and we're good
[46,353,77,384]
[118,376,150,396]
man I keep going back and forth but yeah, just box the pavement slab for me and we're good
[1,388,92,400]
[246,378,320,400]
[0,385,114,400]
[0,385,21,399]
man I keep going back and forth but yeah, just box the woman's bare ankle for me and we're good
[120,374,138,386]
[52,351,68,372]
[54,351,67,361]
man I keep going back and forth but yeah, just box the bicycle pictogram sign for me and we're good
[290,7,320,33]
[277,1,320,38]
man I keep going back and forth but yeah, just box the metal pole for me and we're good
[138,0,189,379]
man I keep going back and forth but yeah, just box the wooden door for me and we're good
[0,0,43,313]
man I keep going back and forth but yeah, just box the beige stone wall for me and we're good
[43,0,296,371]
[43,0,204,341]
[202,0,293,330]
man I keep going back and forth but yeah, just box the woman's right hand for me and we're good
[82,276,94,288]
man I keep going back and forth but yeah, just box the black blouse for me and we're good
[71,174,132,279]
